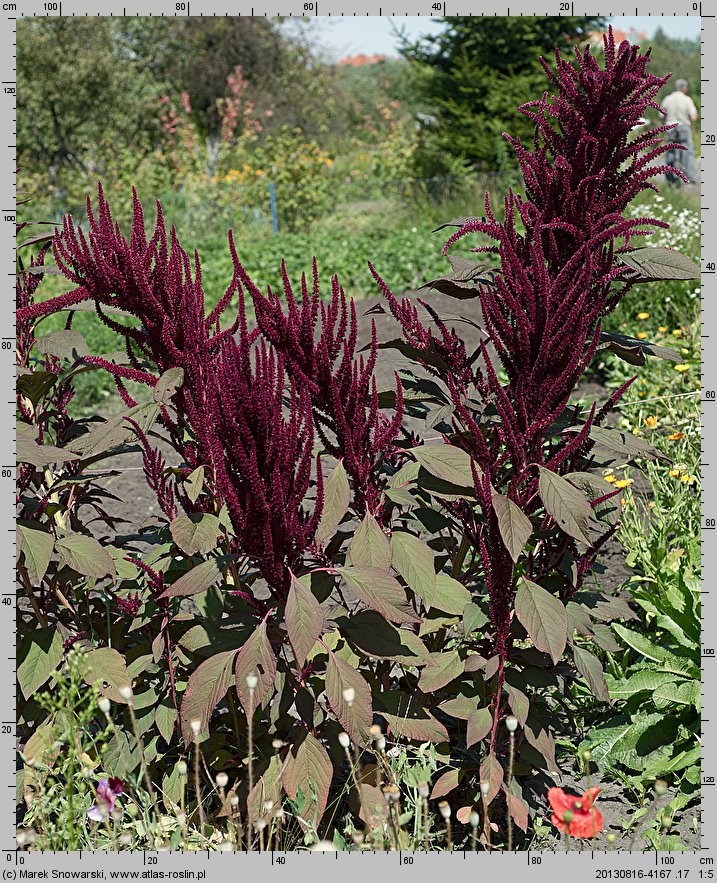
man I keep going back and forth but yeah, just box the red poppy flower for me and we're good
[548,787,604,838]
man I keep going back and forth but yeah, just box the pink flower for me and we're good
[87,777,123,822]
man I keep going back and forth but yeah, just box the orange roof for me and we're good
[339,53,387,67]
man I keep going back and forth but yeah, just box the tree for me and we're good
[17,19,159,196]
[400,16,605,169]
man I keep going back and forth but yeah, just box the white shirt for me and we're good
[662,91,697,126]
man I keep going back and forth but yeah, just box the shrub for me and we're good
[17,29,699,849]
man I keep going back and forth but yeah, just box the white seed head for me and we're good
[177,760,188,777]
[272,738,283,750]
[342,687,356,704]
[469,811,480,828]
[111,806,123,822]
[229,795,239,808]
[254,818,267,832]
[218,840,233,852]
[118,685,133,701]
[369,724,383,741]
[338,732,351,749]
[479,781,490,797]
[352,831,364,845]
[215,772,229,789]
[275,808,285,821]
[98,697,111,714]
[505,714,519,733]
[119,832,132,846]
[387,785,400,804]
[438,800,451,820]
[311,840,337,852]
[262,800,274,814]
[16,830,28,847]
[417,782,430,799]
[176,812,187,826]
[654,779,668,796]
[376,737,386,752]
[246,672,259,690]
[190,719,202,736]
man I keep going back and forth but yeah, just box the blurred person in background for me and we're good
[662,78,699,185]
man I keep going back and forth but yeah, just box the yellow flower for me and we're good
[636,332,648,340]
[647,501,656,510]
[672,329,683,336]
[644,416,658,428]
[680,474,697,485]
[604,474,617,483]
[681,348,689,354]
[669,468,681,478]
[658,326,667,333]
[614,479,634,489]
[674,364,690,372]
[668,431,685,441]
[637,312,650,320]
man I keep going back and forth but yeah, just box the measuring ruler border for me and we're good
[4,3,712,873]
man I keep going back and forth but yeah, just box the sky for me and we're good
[302,15,701,61]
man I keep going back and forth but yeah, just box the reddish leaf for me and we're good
[418,651,464,692]
[326,650,373,745]
[235,622,276,714]
[479,753,504,805]
[515,579,567,665]
[466,707,492,748]
[349,512,392,570]
[456,806,474,825]
[338,566,420,625]
[430,768,460,799]
[492,491,532,562]
[180,648,237,744]
[283,731,333,829]
[285,574,323,669]
[505,683,530,728]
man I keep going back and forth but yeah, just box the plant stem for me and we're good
[127,699,162,833]
[247,686,255,851]
[194,740,205,843]
[507,730,515,852]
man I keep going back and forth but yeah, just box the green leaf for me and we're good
[17,432,77,468]
[55,535,115,579]
[479,753,504,805]
[613,625,699,677]
[653,680,700,711]
[340,610,429,665]
[463,602,489,635]
[153,367,184,404]
[17,524,54,583]
[36,330,89,361]
[391,531,436,608]
[437,696,477,719]
[169,513,222,557]
[84,647,132,704]
[418,651,464,692]
[432,573,471,615]
[235,622,277,715]
[155,701,177,745]
[247,755,283,824]
[183,466,205,504]
[573,646,610,702]
[348,512,391,570]
[607,670,679,701]
[376,691,448,743]
[283,731,333,829]
[326,650,373,745]
[316,461,350,543]
[411,443,477,487]
[17,628,63,699]
[159,558,223,599]
[618,247,701,281]
[492,492,532,562]
[17,370,57,407]
[338,566,420,625]
[180,648,237,744]
[586,425,665,461]
[515,579,567,665]
[466,707,493,748]
[286,574,324,669]
[505,683,530,727]
[538,467,591,544]
[68,401,160,458]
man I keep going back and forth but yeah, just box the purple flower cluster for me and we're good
[30,186,399,598]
